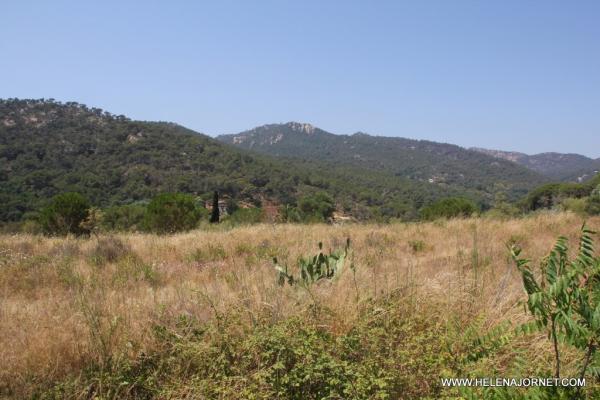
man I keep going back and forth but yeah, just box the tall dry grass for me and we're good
[0,212,597,397]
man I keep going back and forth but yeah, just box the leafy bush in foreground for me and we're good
[39,295,450,399]
[512,227,600,382]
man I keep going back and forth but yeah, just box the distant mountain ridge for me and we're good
[218,122,548,201]
[470,147,600,182]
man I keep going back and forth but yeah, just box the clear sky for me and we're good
[2,1,599,156]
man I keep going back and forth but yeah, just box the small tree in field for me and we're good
[39,192,91,236]
[210,191,220,224]
[144,193,200,234]
[511,226,600,385]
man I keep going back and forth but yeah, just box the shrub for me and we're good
[298,192,335,222]
[484,203,521,219]
[228,208,264,225]
[419,197,478,220]
[278,204,302,223]
[101,204,147,232]
[559,197,587,215]
[408,239,426,253]
[144,193,201,234]
[39,192,91,236]
[585,185,600,215]
[511,226,600,383]
[523,182,591,211]
[89,236,132,266]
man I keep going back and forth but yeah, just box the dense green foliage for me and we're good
[101,204,147,232]
[39,192,91,236]
[1,99,503,223]
[0,99,322,221]
[523,174,600,211]
[227,207,265,225]
[419,197,478,220]
[586,185,600,215]
[143,193,202,234]
[297,192,335,222]
[219,122,548,203]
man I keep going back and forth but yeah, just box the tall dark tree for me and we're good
[210,191,220,223]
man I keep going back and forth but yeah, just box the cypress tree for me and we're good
[210,191,220,223]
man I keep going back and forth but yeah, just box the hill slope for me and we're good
[0,99,482,222]
[471,147,600,182]
[0,100,312,221]
[218,122,548,200]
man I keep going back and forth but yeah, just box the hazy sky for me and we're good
[2,1,599,156]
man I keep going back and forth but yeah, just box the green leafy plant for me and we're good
[586,185,600,215]
[408,239,426,253]
[511,226,600,382]
[144,193,201,234]
[101,204,146,232]
[39,192,91,236]
[274,239,351,286]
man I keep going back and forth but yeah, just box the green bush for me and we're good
[89,236,132,266]
[523,182,592,211]
[585,185,600,215]
[559,197,588,215]
[298,192,335,222]
[227,207,265,225]
[39,192,91,236]
[419,197,478,220]
[143,193,202,234]
[101,204,147,232]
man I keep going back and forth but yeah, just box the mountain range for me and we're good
[217,123,548,201]
[1,98,597,222]
[470,147,600,182]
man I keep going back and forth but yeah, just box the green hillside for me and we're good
[0,99,303,221]
[218,122,548,201]
[1,99,486,223]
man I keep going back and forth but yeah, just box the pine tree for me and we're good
[210,191,220,223]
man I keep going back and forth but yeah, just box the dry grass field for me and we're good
[1,212,599,399]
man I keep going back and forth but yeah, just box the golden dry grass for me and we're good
[0,212,597,397]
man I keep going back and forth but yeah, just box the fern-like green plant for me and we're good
[511,225,600,382]
[274,239,351,286]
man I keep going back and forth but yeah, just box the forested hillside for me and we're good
[1,99,486,222]
[0,99,305,221]
[218,122,548,201]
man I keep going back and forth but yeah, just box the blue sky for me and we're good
[2,1,599,156]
